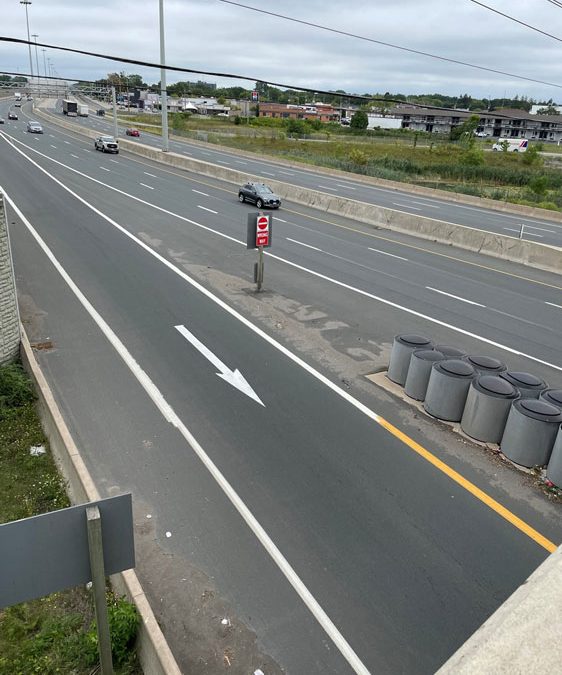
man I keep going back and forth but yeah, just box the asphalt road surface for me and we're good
[1,98,561,674]
[34,97,562,249]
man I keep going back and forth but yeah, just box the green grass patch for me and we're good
[0,362,141,674]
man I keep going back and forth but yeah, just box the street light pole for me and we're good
[158,0,169,152]
[31,34,39,94]
[20,0,34,82]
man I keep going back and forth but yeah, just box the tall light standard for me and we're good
[158,0,169,152]
[20,0,34,82]
[31,34,39,94]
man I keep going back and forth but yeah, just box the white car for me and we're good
[94,135,119,154]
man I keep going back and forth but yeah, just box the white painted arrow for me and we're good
[175,325,265,406]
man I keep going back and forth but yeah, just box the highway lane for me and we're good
[2,109,562,673]
[29,98,562,248]
[1,115,561,384]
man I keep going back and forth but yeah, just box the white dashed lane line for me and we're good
[235,160,247,165]
[143,172,157,178]
[197,205,218,214]
[64,141,71,145]
[50,144,57,149]
[70,154,80,159]
[336,184,356,190]
[82,149,91,153]
[546,301,562,309]
[393,202,421,210]
[192,189,209,196]
[275,217,287,223]
[99,167,110,172]
[217,160,230,165]
[109,159,119,164]
[426,287,486,307]
[286,237,322,251]
[368,247,408,261]
[261,171,276,176]
[412,201,440,208]
[279,171,295,176]
[318,185,338,191]
[139,183,154,190]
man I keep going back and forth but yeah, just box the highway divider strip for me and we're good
[19,328,182,675]
[33,104,562,276]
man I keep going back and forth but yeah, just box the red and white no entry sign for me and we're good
[256,214,270,246]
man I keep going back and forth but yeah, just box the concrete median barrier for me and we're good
[34,105,562,275]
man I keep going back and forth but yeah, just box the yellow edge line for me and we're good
[376,415,557,553]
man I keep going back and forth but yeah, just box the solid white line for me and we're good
[1,183,371,675]
[286,237,322,251]
[99,166,110,172]
[197,205,218,214]
[368,247,408,261]
[4,132,559,373]
[139,182,154,189]
[192,189,209,196]
[318,185,338,191]
[393,202,421,210]
[70,154,80,158]
[546,301,562,310]
[426,287,486,307]
[143,171,157,178]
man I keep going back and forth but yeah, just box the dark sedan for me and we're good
[238,182,281,209]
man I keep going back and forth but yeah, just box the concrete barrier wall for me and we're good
[20,329,182,675]
[35,107,562,275]
[0,194,21,365]
[437,544,562,673]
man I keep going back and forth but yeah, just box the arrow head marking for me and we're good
[217,369,265,407]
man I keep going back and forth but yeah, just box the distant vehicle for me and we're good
[216,112,229,117]
[125,128,140,137]
[26,120,43,133]
[8,112,18,120]
[0,117,4,124]
[78,104,89,117]
[96,109,106,117]
[340,118,351,126]
[14,92,22,101]
[62,99,78,117]
[94,135,119,153]
[492,138,528,152]
[27,95,33,101]
[474,131,488,137]
[238,182,281,209]
[14,102,21,108]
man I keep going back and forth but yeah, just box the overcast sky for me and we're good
[1,0,560,101]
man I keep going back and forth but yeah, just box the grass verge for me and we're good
[0,361,141,675]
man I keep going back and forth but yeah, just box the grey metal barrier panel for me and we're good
[0,493,134,608]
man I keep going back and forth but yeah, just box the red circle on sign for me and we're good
[257,216,269,230]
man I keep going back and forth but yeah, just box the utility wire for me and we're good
[546,0,562,8]
[468,0,562,42]
[215,0,562,89]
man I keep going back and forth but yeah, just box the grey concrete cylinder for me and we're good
[424,359,475,422]
[462,354,507,375]
[460,375,519,443]
[434,345,466,359]
[499,371,548,399]
[387,334,433,386]
[500,399,562,468]
[540,389,562,410]
[404,349,445,401]
[546,425,562,487]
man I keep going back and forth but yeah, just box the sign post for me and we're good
[87,506,114,674]
[247,212,273,292]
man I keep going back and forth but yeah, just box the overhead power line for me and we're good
[215,0,562,89]
[546,0,562,8]
[468,0,562,42]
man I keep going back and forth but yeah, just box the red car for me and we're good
[125,128,140,137]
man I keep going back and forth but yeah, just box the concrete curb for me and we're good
[19,327,182,675]
[33,106,562,275]
[437,544,562,674]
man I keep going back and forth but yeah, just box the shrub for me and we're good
[0,363,36,414]
[348,148,369,166]
[529,175,549,196]
[85,593,140,667]
[459,148,485,166]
